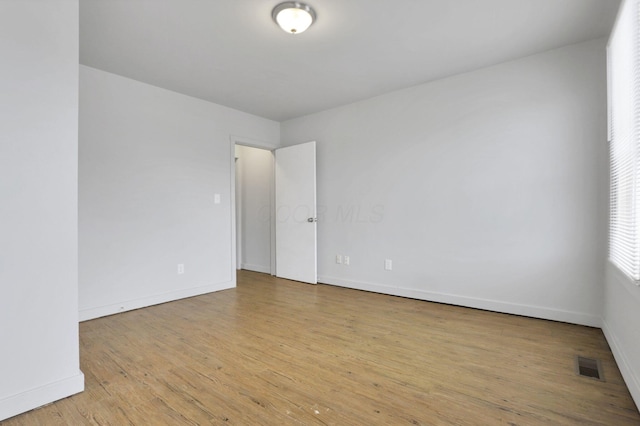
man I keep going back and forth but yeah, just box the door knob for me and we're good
[307,217,317,222]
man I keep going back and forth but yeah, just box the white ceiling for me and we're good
[80,0,620,122]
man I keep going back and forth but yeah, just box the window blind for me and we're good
[608,0,640,282]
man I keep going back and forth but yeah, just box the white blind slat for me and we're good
[608,0,640,282]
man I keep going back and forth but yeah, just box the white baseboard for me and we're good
[79,281,234,321]
[240,263,271,274]
[0,371,84,421]
[318,275,602,327]
[602,319,640,408]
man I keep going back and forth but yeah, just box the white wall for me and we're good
[281,39,608,327]
[79,66,279,320]
[235,145,273,274]
[0,1,84,420]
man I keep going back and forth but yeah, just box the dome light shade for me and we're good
[272,2,316,34]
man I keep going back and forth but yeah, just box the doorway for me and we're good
[234,144,275,275]
[230,138,318,285]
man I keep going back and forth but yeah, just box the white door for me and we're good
[275,141,317,284]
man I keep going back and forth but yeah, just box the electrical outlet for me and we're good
[344,256,350,265]
[336,254,342,264]
[177,263,185,274]
[385,259,392,271]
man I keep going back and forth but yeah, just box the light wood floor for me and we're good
[4,271,640,425]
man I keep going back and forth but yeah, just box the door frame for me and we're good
[234,156,242,270]
[229,135,278,286]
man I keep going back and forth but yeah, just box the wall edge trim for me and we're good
[0,371,84,422]
[602,319,640,409]
[240,263,271,274]
[79,281,234,321]
[318,275,602,327]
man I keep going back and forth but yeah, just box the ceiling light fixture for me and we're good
[272,2,316,35]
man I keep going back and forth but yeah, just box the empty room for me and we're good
[2,0,640,424]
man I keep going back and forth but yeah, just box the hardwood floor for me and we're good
[3,270,639,425]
